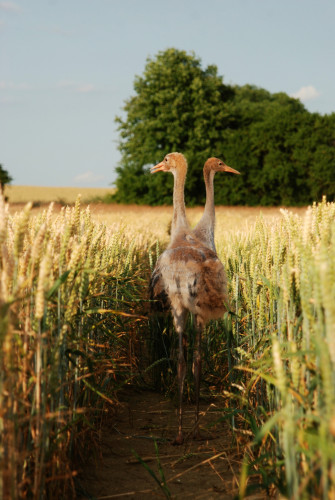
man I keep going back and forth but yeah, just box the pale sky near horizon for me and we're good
[1,0,334,188]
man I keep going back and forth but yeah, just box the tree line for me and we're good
[113,48,335,206]
[0,164,12,194]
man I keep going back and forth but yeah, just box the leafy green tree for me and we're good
[304,113,335,202]
[114,48,236,205]
[0,164,13,194]
[214,86,335,205]
[113,49,335,206]
[215,86,310,205]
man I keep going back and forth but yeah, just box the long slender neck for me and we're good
[203,169,215,225]
[192,168,216,251]
[196,168,216,232]
[171,168,188,239]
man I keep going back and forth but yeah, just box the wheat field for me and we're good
[6,184,116,204]
[6,184,308,244]
[0,188,334,499]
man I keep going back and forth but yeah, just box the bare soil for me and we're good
[76,388,265,500]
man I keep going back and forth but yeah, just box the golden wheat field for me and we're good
[6,184,116,204]
[3,187,335,498]
[6,184,308,244]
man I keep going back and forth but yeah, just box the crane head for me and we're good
[150,152,187,174]
[204,157,240,175]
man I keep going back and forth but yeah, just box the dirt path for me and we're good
[76,388,259,499]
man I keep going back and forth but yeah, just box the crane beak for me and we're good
[223,165,240,175]
[150,161,166,174]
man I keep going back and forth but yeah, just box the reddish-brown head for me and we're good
[204,157,240,175]
[150,152,188,175]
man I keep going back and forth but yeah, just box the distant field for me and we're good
[6,185,115,204]
[4,185,308,247]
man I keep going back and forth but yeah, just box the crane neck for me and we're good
[191,168,216,251]
[203,169,215,222]
[171,167,188,239]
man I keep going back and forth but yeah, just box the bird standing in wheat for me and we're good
[150,152,236,444]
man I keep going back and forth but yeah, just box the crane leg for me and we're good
[172,309,187,445]
[193,316,203,439]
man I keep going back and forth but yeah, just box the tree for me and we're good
[113,48,335,206]
[113,48,236,205]
[213,86,335,206]
[304,113,335,202]
[0,164,13,194]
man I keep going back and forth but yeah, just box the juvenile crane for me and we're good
[150,153,230,444]
[192,157,240,252]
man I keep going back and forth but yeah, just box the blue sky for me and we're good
[1,0,334,187]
